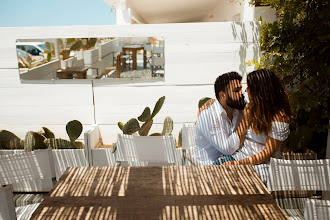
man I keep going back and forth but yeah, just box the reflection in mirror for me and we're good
[16,37,164,81]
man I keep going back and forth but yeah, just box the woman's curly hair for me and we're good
[247,69,292,135]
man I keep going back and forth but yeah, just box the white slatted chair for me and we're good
[0,148,56,220]
[116,134,176,166]
[267,158,330,220]
[152,46,164,55]
[181,124,199,166]
[304,199,330,220]
[151,56,165,77]
[144,43,153,67]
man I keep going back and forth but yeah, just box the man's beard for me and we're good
[226,94,246,110]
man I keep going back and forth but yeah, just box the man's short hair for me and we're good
[214,72,242,100]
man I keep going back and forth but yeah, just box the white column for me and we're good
[54,39,60,59]
[241,0,255,21]
[116,8,131,25]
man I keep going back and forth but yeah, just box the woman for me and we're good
[222,69,292,167]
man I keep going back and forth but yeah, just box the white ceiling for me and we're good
[126,0,222,23]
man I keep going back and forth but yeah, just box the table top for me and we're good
[123,44,144,49]
[31,166,288,220]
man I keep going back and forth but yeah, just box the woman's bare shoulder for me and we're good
[272,110,290,123]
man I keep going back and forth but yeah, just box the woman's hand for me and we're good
[222,161,238,165]
[197,98,216,117]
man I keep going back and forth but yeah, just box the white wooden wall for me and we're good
[0,22,260,143]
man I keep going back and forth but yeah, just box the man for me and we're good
[194,72,246,165]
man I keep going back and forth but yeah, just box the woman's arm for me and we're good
[223,136,283,165]
[234,105,251,144]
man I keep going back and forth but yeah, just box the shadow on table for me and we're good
[32,166,287,219]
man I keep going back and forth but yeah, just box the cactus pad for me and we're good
[149,133,162,136]
[123,118,140,135]
[151,96,165,119]
[24,131,47,152]
[138,107,151,122]
[0,130,24,150]
[66,120,83,142]
[44,138,73,149]
[198,97,212,109]
[73,141,85,149]
[118,122,124,131]
[161,117,173,135]
[178,129,183,147]
[139,119,153,136]
[111,142,117,153]
[38,127,55,139]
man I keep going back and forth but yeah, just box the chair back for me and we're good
[304,199,330,220]
[0,148,56,220]
[152,47,164,54]
[113,45,123,53]
[144,43,152,51]
[152,57,165,66]
[72,59,84,68]
[116,134,176,165]
[267,158,330,192]
[182,124,196,150]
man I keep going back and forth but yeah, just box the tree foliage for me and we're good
[250,0,330,155]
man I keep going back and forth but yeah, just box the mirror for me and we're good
[16,37,165,81]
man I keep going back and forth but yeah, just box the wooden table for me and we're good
[57,66,90,79]
[123,45,146,70]
[31,166,288,219]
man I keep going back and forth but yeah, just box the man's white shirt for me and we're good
[194,100,243,164]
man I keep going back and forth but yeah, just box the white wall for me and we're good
[202,0,243,22]
[0,22,260,143]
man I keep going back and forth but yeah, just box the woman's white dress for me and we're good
[232,122,290,183]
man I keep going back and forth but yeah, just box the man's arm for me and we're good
[197,108,240,155]
[198,100,251,148]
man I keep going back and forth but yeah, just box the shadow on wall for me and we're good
[231,22,261,78]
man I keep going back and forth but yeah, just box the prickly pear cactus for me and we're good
[0,130,24,150]
[123,118,140,135]
[161,117,173,135]
[138,107,151,122]
[111,142,117,153]
[118,122,124,131]
[44,138,74,149]
[72,141,85,149]
[24,131,47,152]
[139,119,153,136]
[150,96,165,119]
[198,97,212,109]
[38,127,55,139]
[178,129,182,147]
[149,133,162,136]
[66,120,83,142]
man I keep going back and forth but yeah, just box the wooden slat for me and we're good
[31,166,288,219]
